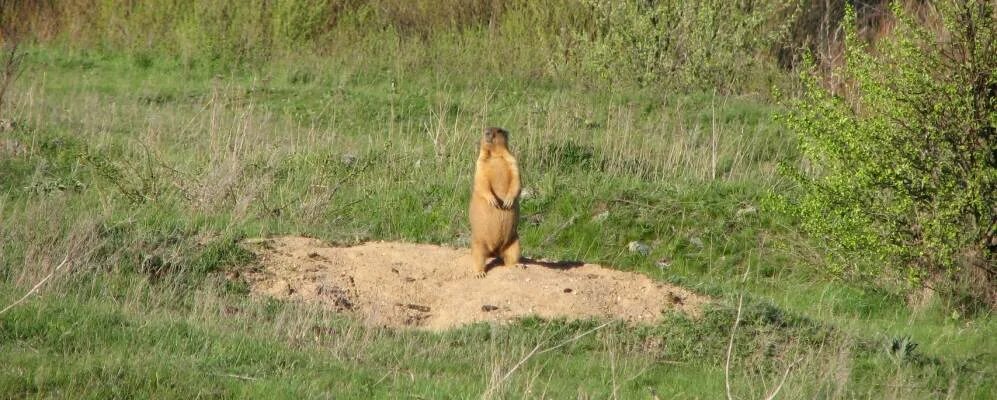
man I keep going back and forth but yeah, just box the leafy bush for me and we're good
[779,2,995,309]
[577,0,794,91]
[2,0,801,92]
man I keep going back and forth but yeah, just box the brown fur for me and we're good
[469,127,521,277]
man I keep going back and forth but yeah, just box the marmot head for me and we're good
[481,127,510,151]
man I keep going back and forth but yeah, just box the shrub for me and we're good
[779,2,995,310]
[577,0,794,92]
[3,1,803,92]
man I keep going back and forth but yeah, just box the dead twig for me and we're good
[762,357,803,400]
[212,373,259,381]
[535,321,612,357]
[610,198,674,213]
[484,321,612,398]
[724,293,743,400]
[0,254,70,315]
[725,256,751,400]
[542,215,578,246]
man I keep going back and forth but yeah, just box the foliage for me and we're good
[0,0,800,93]
[779,2,996,309]
[577,0,794,92]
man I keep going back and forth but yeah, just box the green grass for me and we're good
[0,45,993,399]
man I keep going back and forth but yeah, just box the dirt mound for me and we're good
[238,236,708,330]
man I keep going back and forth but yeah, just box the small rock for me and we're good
[688,237,704,249]
[627,241,650,256]
[341,153,358,165]
[591,210,610,222]
[481,305,499,312]
[520,187,534,200]
[735,204,758,217]
[656,258,672,269]
[563,288,573,293]
[0,118,14,132]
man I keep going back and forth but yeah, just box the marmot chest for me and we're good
[482,158,514,193]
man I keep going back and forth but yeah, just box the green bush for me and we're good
[779,2,996,310]
[577,0,793,92]
[2,0,799,92]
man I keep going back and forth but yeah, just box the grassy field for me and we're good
[0,41,993,399]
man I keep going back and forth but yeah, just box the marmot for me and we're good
[469,127,521,277]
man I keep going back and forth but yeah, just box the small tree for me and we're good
[779,2,995,310]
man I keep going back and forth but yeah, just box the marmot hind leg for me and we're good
[501,238,522,269]
[471,242,488,278]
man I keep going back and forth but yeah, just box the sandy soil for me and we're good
[237,236,709,330]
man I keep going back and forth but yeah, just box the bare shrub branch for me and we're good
[0,254,70,315]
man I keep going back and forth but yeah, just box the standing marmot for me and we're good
[469,127,521,277]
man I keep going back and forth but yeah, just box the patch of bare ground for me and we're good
[237,236,709,330]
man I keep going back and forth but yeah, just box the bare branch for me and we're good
[0,254,70,315]
[724,293,744,400]
[763,357,803,400]
[483,321,612,399]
